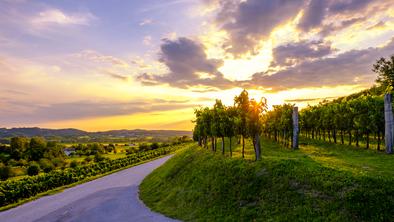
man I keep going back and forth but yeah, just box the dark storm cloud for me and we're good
[215,0,305,55]
[271,40,335,67]
[137,37,233,89]
[245,38,394,91]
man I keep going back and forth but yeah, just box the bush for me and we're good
[94,153,105,162]
[70,160,79,168]
[7,159,18,167]
[17,159,28,166]
[139,143,149,151]
[84,156,92,163]
[27,162,40,176]
[126,147,138,155]
[39,158,55,173]
[51,158,65,168]
[150,142,159,150]
[0,163,10,180]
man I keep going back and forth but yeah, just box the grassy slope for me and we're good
[140,139,394,221]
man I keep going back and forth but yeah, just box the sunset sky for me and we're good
[1,0,394,131]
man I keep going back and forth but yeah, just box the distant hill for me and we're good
[0,127,192,140]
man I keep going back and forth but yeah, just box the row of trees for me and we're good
[261,104,295,147]
[299,95,385,149]
[193,90,388,156]
[193,90,267,160]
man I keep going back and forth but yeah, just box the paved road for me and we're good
[0,155,179,222]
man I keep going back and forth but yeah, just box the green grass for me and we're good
[140,139,394,221]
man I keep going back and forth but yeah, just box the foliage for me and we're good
[39,158,55,173]
[299,95,384,149]
[374,55,394,89]
[193,90,267,159]
[141,143,394,221]
[0,163,10,181]
[0,143,188,207]
[27,162,40,176]
[69,160,78,169]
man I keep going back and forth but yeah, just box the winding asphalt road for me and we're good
[0,155,178,222]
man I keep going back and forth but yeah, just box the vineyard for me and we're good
[193,87,390,157]
[193,56,394,158]
[0,143,187,207]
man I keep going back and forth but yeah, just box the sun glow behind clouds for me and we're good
[219,42,273,81]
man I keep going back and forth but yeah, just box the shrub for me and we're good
[126,147,138,155]
[84,156,92,163]
[150,142,159,150]
[17,159,28,166]
[7,159,18,167]
[139,143,149,151]
[0,163,10,180]
[51,158,65,168]
[94,153,105,162]
[70,160,78,168]
[39,158,55,173]
[27,162,40,176]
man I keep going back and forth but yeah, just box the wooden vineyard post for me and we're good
[292,106,299,150]
[384,94,394,154]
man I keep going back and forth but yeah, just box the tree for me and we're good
[248,98,267,160]
[224,106,238,157]
[0,163,11,180]
[234,89,250,158]
[10,137,29,160]
[27,137,47,161]
[27,162,40,176]
[374,55,394,88]
[213,100,226,154]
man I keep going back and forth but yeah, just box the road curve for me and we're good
[0,155,179,222]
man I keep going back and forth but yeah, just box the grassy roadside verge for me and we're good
[0,143,189,211]
[140,140,394,221]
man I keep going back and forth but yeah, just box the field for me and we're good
[140,138,394,221]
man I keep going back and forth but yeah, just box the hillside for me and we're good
[0,127,192,141]
[140,139,394,221]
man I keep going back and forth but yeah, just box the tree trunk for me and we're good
[366,132,369,149]
[254,133,261,160]
[333,129,337,144]
[198,136,202,146]
[341,130,344,145]
[229,137,232,157]
[356,130,359,147]
[348,131,352,146]
[221,136,225,155]
[211,137,215,151]
[242,135,245,158]
[384,93,394,154]
[292,107,299,149]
